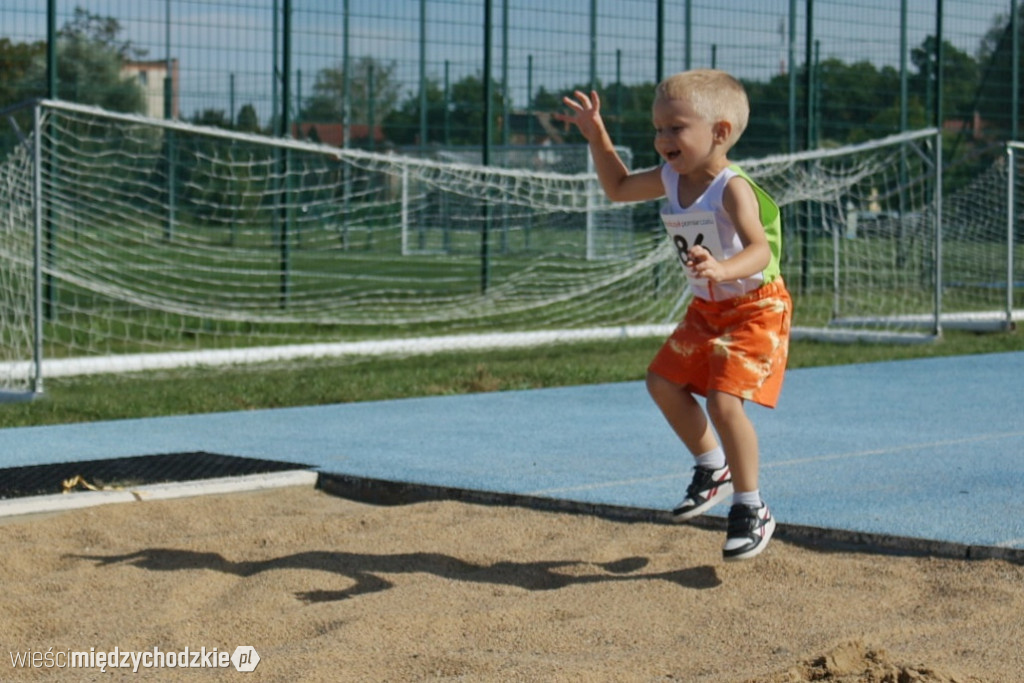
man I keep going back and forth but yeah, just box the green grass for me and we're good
[1,328,1019,429]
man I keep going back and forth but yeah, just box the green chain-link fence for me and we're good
[2,1,1022,167]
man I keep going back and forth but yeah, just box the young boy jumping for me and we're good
[557,69,792,561]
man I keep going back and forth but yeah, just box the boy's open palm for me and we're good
[556,90,605,142]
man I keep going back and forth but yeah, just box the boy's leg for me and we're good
[706,389,776,561]
[705,390,758,493]
[647,371,733,521]
[646,371,716,454]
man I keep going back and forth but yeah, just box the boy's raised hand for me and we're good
[555,90,606,142]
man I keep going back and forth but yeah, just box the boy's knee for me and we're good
[646,371,697,411]
[706,390,744,423]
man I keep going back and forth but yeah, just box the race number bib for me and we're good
[660,210,722,287]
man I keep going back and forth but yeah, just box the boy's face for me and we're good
[652,96,724,176]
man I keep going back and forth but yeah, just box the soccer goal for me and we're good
[749,128,947,342]
[0,100,1010,391]
[0,99,684,391]
[936,142,1021,331]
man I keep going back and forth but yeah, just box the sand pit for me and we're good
[2,485,1022,681]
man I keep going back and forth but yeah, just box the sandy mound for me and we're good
[756,639,980,682]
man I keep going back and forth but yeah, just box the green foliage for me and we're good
[910,37,980,121]
[0,38,44,107]
[236,104,260,132]
[179,105,263,134]
[190,109,233,128]
[382,72,513,147]
[973,8,1024,139]
[9,7,144,113]
[300,56,402,126]
[57,7,139,60]
[383,76,447,146]
[0,39,44,156]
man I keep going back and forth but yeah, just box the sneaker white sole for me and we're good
[722,514,776,562]
[671,481,734,522]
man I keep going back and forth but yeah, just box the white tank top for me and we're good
[660,165,766,301]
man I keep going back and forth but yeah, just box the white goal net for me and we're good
[3,100,1014,391]
[0,111,40,399]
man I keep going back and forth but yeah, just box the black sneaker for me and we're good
[671,465,733,522]
[722,503,776,561]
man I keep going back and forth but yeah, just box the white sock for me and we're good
[694,447,726,470]
[732,489,762,508]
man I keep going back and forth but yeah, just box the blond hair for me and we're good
[655,69,749,145]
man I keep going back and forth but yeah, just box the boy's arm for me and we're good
[555,90,663,203]
[688,176,771,282]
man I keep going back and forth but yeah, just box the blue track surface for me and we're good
[1,352,1022,554]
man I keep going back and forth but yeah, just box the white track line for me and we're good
[764,431,1024,469]
[525,430,1024,497]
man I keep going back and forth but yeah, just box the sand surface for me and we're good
[2,485,1022,682]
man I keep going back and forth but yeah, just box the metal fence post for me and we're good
[32,102,44,395]
[481,0,493,294]
[934,131,944,336]
[1007,144,1017,329]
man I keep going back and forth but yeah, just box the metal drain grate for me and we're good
[0,452,313,499]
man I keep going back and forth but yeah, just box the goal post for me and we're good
[999,142,1023,330]
[0,99,43,400]
[0,100,1015,388]
[746,127,946,342]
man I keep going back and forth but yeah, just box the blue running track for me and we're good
[1,352,1021,559]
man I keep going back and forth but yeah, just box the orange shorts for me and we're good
[648,277,792,408]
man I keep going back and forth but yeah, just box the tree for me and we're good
[741,73,795,157]
[16,8,144,113]
[383,72,513,149]
[182,104,260,133]
[910,36,980,128]
[816,59,901,143]
[58,7,140,60]
[236,104,260,132]
[0,38,45,109]
[0,38,45,157]
[974,9,1024,138]
[191,109,232,128]
[445,73,510,146]
[299,56,401,128]
[383,77,446,146]
[593,81,658,166]
[743,36,980,157]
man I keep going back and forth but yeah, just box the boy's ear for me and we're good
[712,120,732,145]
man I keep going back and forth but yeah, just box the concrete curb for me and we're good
[0,469,319,519]
[316,472,1024,565]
